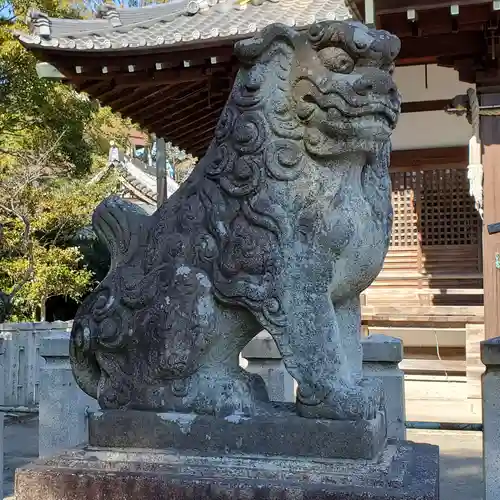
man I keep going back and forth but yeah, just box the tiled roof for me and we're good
[17,0,353,51]
[112,149,179,206]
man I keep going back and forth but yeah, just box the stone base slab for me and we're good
[15,441,439,500]
[89,405,386,460]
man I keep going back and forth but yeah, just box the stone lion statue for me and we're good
[70,20,401,421]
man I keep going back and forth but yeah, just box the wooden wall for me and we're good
[366,146,483,306]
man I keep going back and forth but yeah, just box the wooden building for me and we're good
[17,0,500,388]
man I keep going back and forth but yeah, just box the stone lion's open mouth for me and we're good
[305,93,399,129]
[296,78,400,130]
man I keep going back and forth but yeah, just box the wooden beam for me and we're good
[375,0,487,16]
[176,124,217,143]
[116,82,201,117]
[135,95,210,130]
[480,91,500,340]
[188,132,215,152]
[399,32,485,60]
[114,64,234,88]
[113,68,211,87]
[397,56,438,66]
[156,103,226,138]
[391,146,468,170]
[131,88,228,127]
[145,96,226,133]
[401,99,451,113]
[78,79,113,95]
[177,133,216,156]
[102,85,167,110]
[67,65,225,89]
[47,45,236,73]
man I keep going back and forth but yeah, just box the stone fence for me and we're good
[0,322,71,408]
[38,329,406,458]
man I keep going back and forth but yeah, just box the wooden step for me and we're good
[400,358,466,375]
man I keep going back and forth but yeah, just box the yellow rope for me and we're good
[479,109,500,116]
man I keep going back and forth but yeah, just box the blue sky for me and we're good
[0,3,14,18]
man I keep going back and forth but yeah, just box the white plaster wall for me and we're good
[391,64,474,151]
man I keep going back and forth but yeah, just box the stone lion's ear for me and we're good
[234,23,301,64]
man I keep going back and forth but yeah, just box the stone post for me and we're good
[481,337,500,500]
[466,323,485,400]
[362,334,406,440]
[241,331,296,403]
[38,333,98,458]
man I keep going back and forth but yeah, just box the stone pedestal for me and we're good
[15,442,438,500]
[16,408,439,500]
[89,407,386,460]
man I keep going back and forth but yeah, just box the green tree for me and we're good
[0,0,129,320]
[0,139,119,320]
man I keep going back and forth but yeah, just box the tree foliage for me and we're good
[0,0,129,320]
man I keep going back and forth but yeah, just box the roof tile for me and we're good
[18,0,353,51]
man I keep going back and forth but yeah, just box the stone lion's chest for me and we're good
[329,196,390,298]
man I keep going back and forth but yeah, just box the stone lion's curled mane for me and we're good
[180,22,393,329]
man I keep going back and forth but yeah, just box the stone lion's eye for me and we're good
[317,47,355,74]
[308,23,324,41]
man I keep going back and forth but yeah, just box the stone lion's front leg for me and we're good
[331,296,384,420]
[268,292,382,420]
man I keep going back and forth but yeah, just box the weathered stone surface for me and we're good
[69,20,401,421]
[89,407,387,460]
[362,334,403,363]
[39,333,99,458]
[482,337,500,500]
[15,441,439,500]
[481,337,500,367]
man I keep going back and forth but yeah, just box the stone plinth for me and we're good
[39,333,99,458]
[15,440,439,500]
[89,407,386,460]
[362,335,406,440]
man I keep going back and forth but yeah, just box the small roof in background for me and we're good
[128,130,148,146]
[18,0,354,52]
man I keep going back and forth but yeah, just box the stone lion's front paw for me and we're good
[296,377,384,421]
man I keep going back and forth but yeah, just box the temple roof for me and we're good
[116,152,179,206]
[19,0,353,52]
[15,0,355,158]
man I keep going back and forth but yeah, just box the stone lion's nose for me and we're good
[353,70,397,100]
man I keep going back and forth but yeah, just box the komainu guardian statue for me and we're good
[70,20,401,421]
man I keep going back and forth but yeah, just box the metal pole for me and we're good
[156,136,166,209]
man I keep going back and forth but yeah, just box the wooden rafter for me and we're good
[117,82,200,116]
[103,85,168,110]
[156,103,226,138]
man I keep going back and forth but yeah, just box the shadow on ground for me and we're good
[4,415,38,498]
[408,429,483,500]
